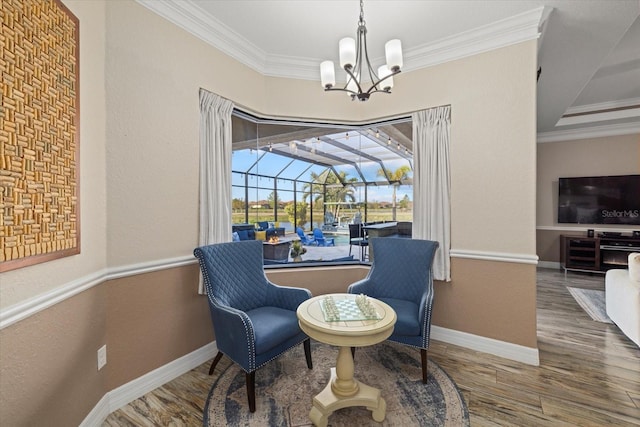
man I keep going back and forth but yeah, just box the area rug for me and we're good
[203,341,469,426]
[567,287,613,323]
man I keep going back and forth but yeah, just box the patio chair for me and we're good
[313,228,335,246]
[194,240,313,412]
[296,227,317,245]
[348,238,439,383]
[348,223,368,260]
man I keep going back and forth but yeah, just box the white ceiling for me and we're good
[138,0,640,142]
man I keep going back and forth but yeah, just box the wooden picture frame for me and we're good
[0,0,80,272]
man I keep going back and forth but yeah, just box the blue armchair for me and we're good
[296,227,317,246]
[194,240,313,412]
[313,228,335,246]
[348,238,439,383]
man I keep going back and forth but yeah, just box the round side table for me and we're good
[296,293,396,427]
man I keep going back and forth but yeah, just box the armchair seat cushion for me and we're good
[237,229,256,240]
[605,253,640,347]
[379,297,421,336]
[247,306,302,354]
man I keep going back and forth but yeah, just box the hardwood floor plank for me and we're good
[464,389,561,427]
[541,395,640,426]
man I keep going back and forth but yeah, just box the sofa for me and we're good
[605,252,640,347]
[232,224,256,241]
[232,223,285,241]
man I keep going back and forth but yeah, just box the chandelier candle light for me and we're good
[320,0,403,101]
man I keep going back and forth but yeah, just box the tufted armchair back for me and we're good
[347,237,439,383]
[195,240,271,312]
[364,238,439,302]
[194,239,313,412]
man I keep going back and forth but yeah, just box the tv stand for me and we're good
[560,234,640,275]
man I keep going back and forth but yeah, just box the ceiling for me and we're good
[138,0,640,142]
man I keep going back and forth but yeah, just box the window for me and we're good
[231,111,413,265]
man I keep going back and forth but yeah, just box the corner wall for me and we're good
[104,0,539,349]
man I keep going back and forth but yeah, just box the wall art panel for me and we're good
[1,0,80,272]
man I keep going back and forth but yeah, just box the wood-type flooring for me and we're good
[103,268,640,426]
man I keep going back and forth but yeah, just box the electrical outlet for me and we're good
[97,345,107,370]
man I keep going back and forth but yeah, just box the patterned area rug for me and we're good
[567,287,613,323]
[204,341,469,427]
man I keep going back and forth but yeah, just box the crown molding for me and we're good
[404,7,548,73]
[136,1,548,81]
[136,0,268,72]
[537,122,640,143]
[563,97,640,116]
[556,107,640,127]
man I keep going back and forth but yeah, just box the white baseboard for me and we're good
[80,341,217,427]
[81,327,540,426]
[431,325,540,366]
[80,393,111,427]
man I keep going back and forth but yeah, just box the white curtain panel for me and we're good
[412,106,451,281]
[198,89,234,293]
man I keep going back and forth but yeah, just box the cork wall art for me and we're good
[1,0,80,272]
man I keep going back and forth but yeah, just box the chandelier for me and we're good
[320,0,403,102]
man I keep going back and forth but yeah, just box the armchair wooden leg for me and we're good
[208,351,224,375]
[304,338,313,369]
[246,371,256,412]
[421,348,428,384]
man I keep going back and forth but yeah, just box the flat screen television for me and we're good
[558,175,640,225]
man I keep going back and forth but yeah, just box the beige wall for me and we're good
[0,284,107,426]
[105,265,212,390]
[434,259,537,346]
[536,134,640,262]
[0,0,540,424]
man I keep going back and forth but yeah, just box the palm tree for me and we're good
[377,165,411,220]
[302,170,357,222]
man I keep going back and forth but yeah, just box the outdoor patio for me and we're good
[269,234,368,264]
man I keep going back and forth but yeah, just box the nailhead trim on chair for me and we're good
[198,254,258,371]
[195,246,310,374]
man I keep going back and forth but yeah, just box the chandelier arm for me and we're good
[344,64,365,95]
[324,86,358,96]
[366,88,392,96]
[365,69,401,95]
[360,29,380,90]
